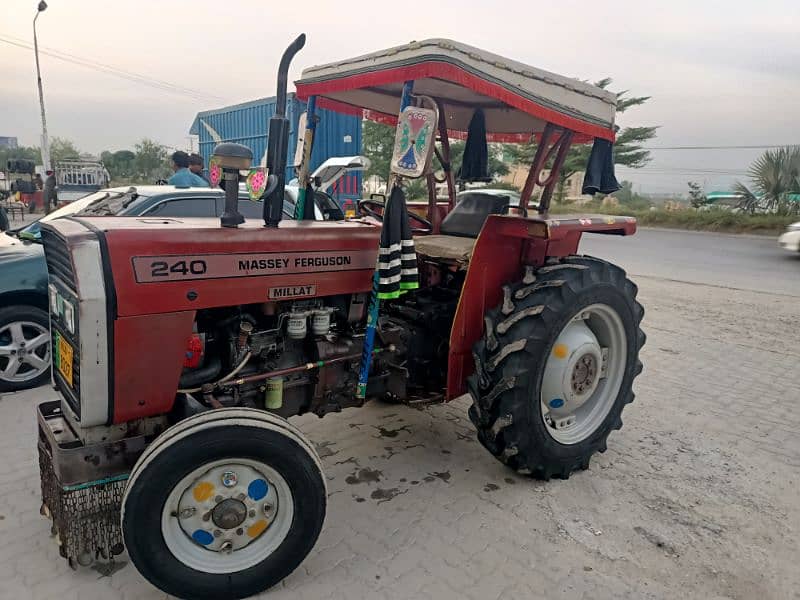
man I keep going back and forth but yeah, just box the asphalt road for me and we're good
[580,227,800,297]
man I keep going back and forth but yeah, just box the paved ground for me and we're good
[1,230,798,600]
[581,227,800,296]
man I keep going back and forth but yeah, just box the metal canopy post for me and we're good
[518,124,574,217]
[356,80,415,400]
[294,95,318,220]
[435,99,456,217]
[538,130,573,214]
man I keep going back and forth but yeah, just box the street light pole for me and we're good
[33,1,50,173]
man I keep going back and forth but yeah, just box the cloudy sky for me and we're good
[1,0,798,192]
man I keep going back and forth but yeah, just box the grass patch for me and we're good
[550,203,796,235]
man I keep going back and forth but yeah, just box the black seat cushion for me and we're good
[439,192,510,238]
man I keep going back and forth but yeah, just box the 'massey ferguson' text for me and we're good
[133,251,372,283]
[238,255,352,271]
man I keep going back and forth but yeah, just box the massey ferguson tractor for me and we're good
[37,35,645,599]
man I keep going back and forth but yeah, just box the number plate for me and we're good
[55,333,74,387]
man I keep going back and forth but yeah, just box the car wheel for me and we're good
[0,305,51,392]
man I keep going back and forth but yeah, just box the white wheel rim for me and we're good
[161,458,294,574]
[0,320,50,383]
[539,303,627,445]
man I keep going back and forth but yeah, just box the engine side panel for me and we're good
[113,311,195,423]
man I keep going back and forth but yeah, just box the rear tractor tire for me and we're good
[468,255,645,479]
[122,408,326,600]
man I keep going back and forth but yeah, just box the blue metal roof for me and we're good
[189,93,362,203]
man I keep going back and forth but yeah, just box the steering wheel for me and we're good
[357,198,433,233]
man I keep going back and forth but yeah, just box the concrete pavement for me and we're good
[1,265,798,599]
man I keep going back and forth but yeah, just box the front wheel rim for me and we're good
[539,303,628,445]
[161,458,294,574]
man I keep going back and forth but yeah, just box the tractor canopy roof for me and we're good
[296,38,617,144]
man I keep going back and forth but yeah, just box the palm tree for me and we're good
[735,146,800,215]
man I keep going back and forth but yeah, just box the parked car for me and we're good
[778,221,800,253]
[0,182,345,392]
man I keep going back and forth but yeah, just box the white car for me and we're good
[778,221,800,253]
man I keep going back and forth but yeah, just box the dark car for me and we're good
[0,185,343,392]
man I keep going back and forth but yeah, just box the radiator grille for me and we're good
[41,227,77,292]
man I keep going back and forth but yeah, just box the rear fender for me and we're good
[445,213,636,399]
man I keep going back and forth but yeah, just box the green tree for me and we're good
[49,137,81,163]
[102,149,137,181]
[0,145,42,170]
[734,146,800,215]
[507,79,657,202]
[362,120,394,185]
[687,181,708,209]
[134,138,170,182]
[361,120,510,196]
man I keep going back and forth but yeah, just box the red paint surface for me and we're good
[96,219,381,317]
[113,311,195,423]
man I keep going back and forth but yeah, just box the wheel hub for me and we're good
[212,498,248,530]
[173,463,279,554]
[571,353,598,394]
[541,319,604,415]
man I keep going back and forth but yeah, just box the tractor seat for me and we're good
[439,192,510,238]
[414,192,511,268]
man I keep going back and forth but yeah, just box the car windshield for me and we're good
[74,189,143,216]
[16,190,145,241]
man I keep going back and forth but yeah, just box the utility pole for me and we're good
[33,1,50,172]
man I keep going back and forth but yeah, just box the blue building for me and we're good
[0,136,19,150]
[190,94,362,204]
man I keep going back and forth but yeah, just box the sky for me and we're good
[1,0,799,194]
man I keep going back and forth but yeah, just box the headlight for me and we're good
[48,285,58,314]
[63,302,75,334]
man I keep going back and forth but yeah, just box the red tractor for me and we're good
[38,36,644,599]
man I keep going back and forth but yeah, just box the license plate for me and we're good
[55,333,74,387]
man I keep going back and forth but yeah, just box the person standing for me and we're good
[33,173,44,190]
[188,153,210,185]
[168,151,209,187]
[43,170,57,214]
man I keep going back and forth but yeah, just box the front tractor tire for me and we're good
[468,256,645,479]
[122,409,326,600]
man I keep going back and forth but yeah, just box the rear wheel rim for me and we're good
[539,303,627,445]
[0,320,50,383]
[161,458,294,574]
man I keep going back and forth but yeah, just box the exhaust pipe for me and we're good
[263,34,306,228]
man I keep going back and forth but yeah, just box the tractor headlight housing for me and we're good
[63,302,75,334]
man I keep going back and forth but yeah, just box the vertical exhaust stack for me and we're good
[264,34,307,228]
